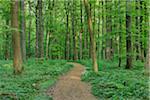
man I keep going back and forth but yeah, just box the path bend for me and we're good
[47,62,97,100]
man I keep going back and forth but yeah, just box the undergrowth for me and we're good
[79,60,149,100]
[0,59,73,100]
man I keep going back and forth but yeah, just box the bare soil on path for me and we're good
[47,63,97,100]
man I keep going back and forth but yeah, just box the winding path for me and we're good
[47,63,97,100]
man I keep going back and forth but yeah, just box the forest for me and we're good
[0,0,149,99]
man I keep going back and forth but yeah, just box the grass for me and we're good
[0,59,73,100]
[79,59,149,100]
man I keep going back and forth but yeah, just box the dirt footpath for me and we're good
[47,63,97,100]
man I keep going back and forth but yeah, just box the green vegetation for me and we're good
[0,60,72,99]
[0,0,149,99]
[80,60,149,99]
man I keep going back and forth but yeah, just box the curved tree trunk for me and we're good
[83,0,98,73]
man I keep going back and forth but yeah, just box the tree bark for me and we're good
[84,0,98,73]
[35,2,39,58]
[79,0,83,60]
[126,0,132,69]
[28,1,31,58]
[35,0,44,58]
[4,19,10,60]
[11,0,23,74]
[146,2,150,75]
[101,0,105,59]
[20,0,26,61]
[118,0,122,67]
[97,1,101,60]
[135,0,140,60]
[65,0,70,60]
[105,0,112,60]
[139,1,144,62]
[72,0,78,60]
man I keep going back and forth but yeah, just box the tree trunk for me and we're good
[11,0,23,74]
[105,0,112,60]
[126,0,132,69]
[35,2,39,58]
[35,0,44,58]
[139,1,144,62]
[20,0,26,61]
[143,2,148,59]
[28,1,31,58]
[72,0,78,60]
[65,0,70,60]
[79,0,83,60]
[46,32,50,59]
[118,0,122,67]
[101,0,105,60]
[83,14,88,59]
[146,10,150,75]
[135,0,140,60]
[83,0,98,73]
[4,19,10,60]
[97,1,101,60]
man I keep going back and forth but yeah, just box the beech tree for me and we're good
[118,0,122,67]
[72,0,78,60]
[11,0,23,74]
[146,7,150,75]
[105,0,112,60]
[83,0,98,72]
[27,1,32,58]
[35,0,44,58]
[0,0,148,73]
[126,0,132,69]
[4,19,10,60]
[65,0,70,60]
[20,0,26,61]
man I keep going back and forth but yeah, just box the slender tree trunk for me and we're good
[38,0,44,58]
[65,0,70,60]
[101,0,105,59]
[46,32,50,59]
[105,0,112,60]
[28,1,31,58]
[83,14,88,59]
[45,0,51,59]
[97,1,100,60]
[84,0,98,73]
[11,0,23,74]
[72,0,78,60]
[20,0,26,61]
[143,2,148,59]
[5,19,10,60]
[118,0,122,67]
[146,10,150,75]
[35,3,39,58]
[79,0,83,60]
[135,0,140,60]
[139,1,144,62]
[36,0,44,58]
[126,0,132,69]
[89,3,92,58]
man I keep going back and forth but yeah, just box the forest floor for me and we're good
[47,63,97,100]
